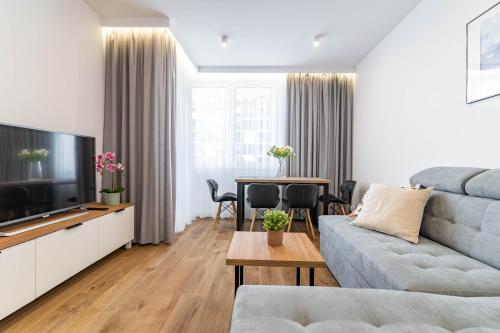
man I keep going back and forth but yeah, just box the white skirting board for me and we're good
[0,212,89,237]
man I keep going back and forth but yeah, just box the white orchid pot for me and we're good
[103,192,121,206]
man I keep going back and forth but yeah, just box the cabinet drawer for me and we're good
[98,207,134,259]
[0,241,36,320]
[36,219,99,297]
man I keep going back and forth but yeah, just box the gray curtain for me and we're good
[286,73,354,196]
[103,29,176,244]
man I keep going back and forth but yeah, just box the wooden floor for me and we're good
[0,218,339,333]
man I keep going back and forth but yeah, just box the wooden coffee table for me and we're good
[226,232,326,295]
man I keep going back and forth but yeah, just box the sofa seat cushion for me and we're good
[319,216,500,296]
[231,285,500,333]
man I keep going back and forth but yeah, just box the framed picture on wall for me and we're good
[467,2,500,103]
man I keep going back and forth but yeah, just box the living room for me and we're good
[1,0,500,332]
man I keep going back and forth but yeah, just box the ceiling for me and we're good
[85,0,422,72]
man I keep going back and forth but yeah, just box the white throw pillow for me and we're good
[352,183,432,243]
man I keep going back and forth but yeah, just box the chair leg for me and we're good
[250,209,257,231]
[305,209,316,240]
[303,208,310,233]
[230,201,237,224]
[213,202,222,230]
[340,205,347,215]
[332,203,339,215]
[287,209,295,232]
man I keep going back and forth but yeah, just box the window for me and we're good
[192,87,226,167]
[234,87,273,167]
[191,75,286,171]
[177,74,286,219]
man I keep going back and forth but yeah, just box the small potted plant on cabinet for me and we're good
[262,210,289,246]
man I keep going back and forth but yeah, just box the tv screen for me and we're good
[0,124,96,227]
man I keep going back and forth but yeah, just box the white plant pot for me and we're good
[103,192,121,206]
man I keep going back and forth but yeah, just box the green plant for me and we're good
[262,210,289,231]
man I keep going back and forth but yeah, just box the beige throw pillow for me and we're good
[353,183,432,243]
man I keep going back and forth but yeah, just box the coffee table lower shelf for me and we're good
[233,265,316,295]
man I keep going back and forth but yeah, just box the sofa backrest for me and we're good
[410,167,500,270]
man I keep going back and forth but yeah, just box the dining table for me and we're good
[234,177,331,231]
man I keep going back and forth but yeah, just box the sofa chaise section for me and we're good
[231,285,500,333]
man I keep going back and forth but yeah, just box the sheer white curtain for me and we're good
[175,73,286,231]
[174,46,197,232]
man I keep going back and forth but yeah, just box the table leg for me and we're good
[235,266,240,295]
[237,183,245,231]
[296,267,301,286]
[240,266,244,285]
[323,184,329,215]
[310,268,315,286]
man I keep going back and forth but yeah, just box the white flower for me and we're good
[32,149,50,160]
[18,149,32,159]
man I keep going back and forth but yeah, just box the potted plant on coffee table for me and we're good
[262,210,289,246]
[94,152,126,206]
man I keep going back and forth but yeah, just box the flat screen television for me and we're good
[0,123,96,228]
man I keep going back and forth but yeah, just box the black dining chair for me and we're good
[283,184,318,239]
[319,180,357,215]
[247,183,280,231]
[206,179,237,230]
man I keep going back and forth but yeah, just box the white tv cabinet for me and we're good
[0,204,134,320]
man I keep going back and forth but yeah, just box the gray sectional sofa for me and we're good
[231,167,500,332]
[320,167,500,296]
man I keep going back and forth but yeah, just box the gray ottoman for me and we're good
[231,285,500,333]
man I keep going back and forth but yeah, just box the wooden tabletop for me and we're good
[235,177,330,184]
[0,203,133,251]
[226,232,326,268]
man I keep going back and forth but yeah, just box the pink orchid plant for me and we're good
[93,152,126,194]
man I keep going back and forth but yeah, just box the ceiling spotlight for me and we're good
[313,36,320,48]
[221,35,228,48]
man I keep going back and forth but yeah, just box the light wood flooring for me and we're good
[0,218,339,333]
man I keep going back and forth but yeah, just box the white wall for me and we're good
[354,0,500,195]
[0,0,104,148]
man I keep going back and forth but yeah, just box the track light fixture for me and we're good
[221,35,228,48]
[313,36,320,48]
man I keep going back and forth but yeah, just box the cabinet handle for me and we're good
[115,208,125,213]
[65,223,83,230]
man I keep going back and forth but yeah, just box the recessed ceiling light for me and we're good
[313,36,320,48]
[221,35,228,48]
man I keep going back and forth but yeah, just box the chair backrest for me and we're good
[247,183,280,209]
[339,180,357,204]
[285,184,318,209]
[206,179,219,202]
